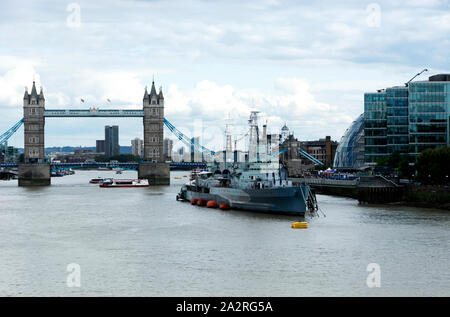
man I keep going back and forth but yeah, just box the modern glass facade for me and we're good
[361,74,450,163]
[333,114,365,169]
[386,86,409,154]
[364,91,387,163]
[408,79,450,155]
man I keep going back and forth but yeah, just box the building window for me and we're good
[151,124,159,131]
[28,148,39,157]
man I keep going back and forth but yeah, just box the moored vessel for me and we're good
[177,112,317,216]
[89,177,104,184]
[100,178,149,188]
[190,168,209,180]
[178,164,314,215]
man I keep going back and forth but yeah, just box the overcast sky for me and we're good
[0,0,449,151]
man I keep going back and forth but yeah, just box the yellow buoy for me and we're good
[292,222,308,229]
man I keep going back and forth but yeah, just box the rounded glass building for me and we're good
[333,114,365,170]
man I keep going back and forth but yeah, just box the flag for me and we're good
[80,99,85,103]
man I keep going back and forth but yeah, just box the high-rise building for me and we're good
[163,138,173,160]
[363,73,450,163]
[131,138,143,157]
[190,137,200,162]
[408,74,450,155]
[386,86,409,154]
[96,140,105,153]
[105,125,120,157]
[1,142,19,164]
[364,90,387,163]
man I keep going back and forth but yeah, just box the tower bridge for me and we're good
[43,109,145,117]
[11,79,173,186]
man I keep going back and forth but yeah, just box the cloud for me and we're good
[0,0,448,148]
[164,78,354,151]
[0,60,37,107]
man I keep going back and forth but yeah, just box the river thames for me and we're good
[0,170,449,296]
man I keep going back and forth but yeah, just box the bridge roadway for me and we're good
[0,162,207,171]
[42,109,144,117]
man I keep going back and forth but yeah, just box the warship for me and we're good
[177,112,318,216]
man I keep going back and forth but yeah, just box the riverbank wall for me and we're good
[292,176,450,211]
[402,185,450,210]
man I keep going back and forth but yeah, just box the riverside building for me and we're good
[363,73,450,164]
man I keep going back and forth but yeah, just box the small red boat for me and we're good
[99,178,149,188]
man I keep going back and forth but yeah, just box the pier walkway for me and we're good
[290,176,403,203]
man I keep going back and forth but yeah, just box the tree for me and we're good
[398,158,414,179]
[415,147,450,185]
[376,156,389,167]
[387,152,401,168]
[376,152,401,167]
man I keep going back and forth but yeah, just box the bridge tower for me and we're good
[143,80,164,161]
[19,81,50,186]
[23,81,45,162]
[139,80,170,184]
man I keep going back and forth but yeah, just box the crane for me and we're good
[405,69,428,86]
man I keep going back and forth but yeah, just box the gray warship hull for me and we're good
[179,185,311,216]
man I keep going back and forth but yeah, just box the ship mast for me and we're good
[248,111,260,162]
[225,113,232,158]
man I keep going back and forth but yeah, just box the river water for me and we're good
[0,170,449,296]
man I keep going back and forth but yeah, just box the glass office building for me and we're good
[386,86,409,154]
[362,73,450,163]
[364,90,387,163]
[408,74,450,155]
[333,114,365,169]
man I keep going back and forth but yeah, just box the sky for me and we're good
[0,0,449,152]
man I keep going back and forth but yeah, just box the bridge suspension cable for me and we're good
[299,148,324,165]
[276,146,324,165]
[163,118,219,159]
[0,118,24,145]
